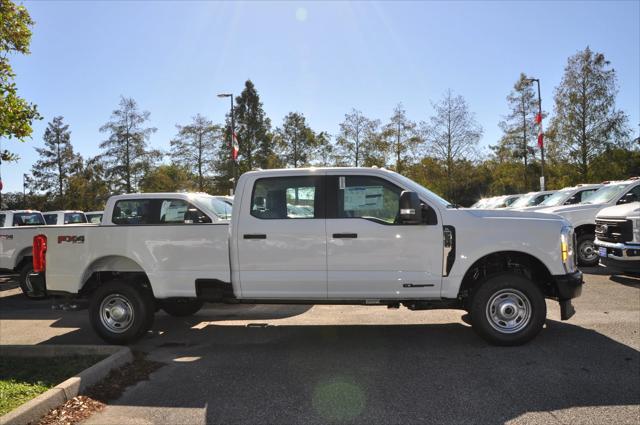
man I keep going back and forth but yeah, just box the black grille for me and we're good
[595,218,633,243]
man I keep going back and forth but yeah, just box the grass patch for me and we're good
[0,355,105,416]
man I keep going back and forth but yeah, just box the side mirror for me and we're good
[399,191,422,224]
[617,192,635,205]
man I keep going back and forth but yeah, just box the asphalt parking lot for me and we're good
[1,269,638,424]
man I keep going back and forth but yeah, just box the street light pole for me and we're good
[217,93,235,193]
[23,174,27,207]
[526,78,544,190]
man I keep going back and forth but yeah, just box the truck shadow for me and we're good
[90,320,638,425]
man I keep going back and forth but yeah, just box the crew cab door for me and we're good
[325,172,442,299]
[236,174,327,298]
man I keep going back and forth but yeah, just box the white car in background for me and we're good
[43,210,87,225]
[538,178,640,266]
[519,184,602,212]
[508,191,556,209]
[594,202,640,276]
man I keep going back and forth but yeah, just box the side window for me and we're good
[0,214,5,227]
[64,213,87,224]
[159,199,211,224]
[112,200,153,225]
[44,214,58,225]
[623,185,640,203]
[337,175,402,224]
[251,176,320,219]
[577,189,597,203]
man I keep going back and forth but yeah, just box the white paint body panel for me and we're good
[41,170,573,302]
[0,226,40,270]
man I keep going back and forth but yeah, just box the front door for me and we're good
[236,174,327,299]
[325,173,442,299]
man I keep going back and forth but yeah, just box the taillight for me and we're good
[33,234,47,273]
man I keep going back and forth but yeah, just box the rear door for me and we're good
[236,174,327,299]
[325,172,442,299]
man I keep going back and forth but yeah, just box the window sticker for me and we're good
[344,186,384,211]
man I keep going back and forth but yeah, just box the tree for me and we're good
[0,0,41,158]
[496,73,540,191]
[383,103,420,173]
[423,90,482,200]
[233,80,272,172]
[170,114,220,191]
[547,47,630,179]
[336,109,380,167]
[99,96,157,193]
[66,157,111,211]
[30,116,79,200]
[139,164,197,193]
[275,112,317,167]
[313,131,336,166]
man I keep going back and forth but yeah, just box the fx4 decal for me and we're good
[0,234,14,240]
[58,235,85,244]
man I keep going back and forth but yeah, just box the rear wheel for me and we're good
[470,273,546,346]
[160,299,204,317]
[577,234,598,267]
[89,280,155,344]
[19,261,44,299]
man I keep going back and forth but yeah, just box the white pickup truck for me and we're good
[43,210,88,225]
[539,178,640,266]
[30,168,583,346]
[0,210,47,297]
[594,202,640,276]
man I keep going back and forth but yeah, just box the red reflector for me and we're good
[33,234,47,273]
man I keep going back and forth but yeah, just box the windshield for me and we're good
[581,184,627,204]
[202,197,232,220]
[539,190,572,207]
[392,173,452,207]
[504,196,521,207]
[65,212,87,224]
[510,194,537,208]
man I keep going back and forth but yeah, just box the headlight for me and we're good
[631,216,640,243]
[561,225,576,273]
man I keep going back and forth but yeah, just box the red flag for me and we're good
[535,113,542,124]
[537,128,544,149]
[231,132,239,161]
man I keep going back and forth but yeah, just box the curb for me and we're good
[0,345,133,425]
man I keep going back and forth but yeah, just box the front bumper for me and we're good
[595,239,640,275]
[552,270,583,320]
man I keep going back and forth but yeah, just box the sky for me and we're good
[2,0,639,192]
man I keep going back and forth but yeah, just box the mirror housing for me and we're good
[399,191,422,224]
[618,192,636,205]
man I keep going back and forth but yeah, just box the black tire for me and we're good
[160,299,204,317]
[576,234,599,267]
[470,272,546,346]
[89,280,155,345]
[18,261,44,299]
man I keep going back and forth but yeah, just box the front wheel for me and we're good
[470,273,546,346]
[576,234,598,267]
[89,280,155,344]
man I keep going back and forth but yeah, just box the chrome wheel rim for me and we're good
[485,288,531,334]
[579,239,597,262]
[99,294,135,334]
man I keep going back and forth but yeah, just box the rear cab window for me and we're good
[44,214,58,225]
[13,213,45,226]
[0,214,5,227]
[112,199,212,225]
[64,213,87,224]
[251,176,322,219]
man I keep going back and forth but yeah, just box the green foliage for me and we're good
[0,0,41,148]
[336,109,382,167]
[382,103,420,173]
[30,116,81,200]
[275,112,317,167]
[139,164,197,193]
[99,96,158,193]
[170,114,220,191]
[548,47,630,179]
[233,80,272,172]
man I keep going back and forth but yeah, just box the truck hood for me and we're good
[597,202,640,219]
[464,208,565,222]
[536,203,603,215]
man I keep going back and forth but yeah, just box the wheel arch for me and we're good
[575,223,596,237]
[457,250,556,302]
[15,247,33,271]
[79,255,154,297]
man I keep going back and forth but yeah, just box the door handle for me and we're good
[333,233,358,239]
[244,234,267,239]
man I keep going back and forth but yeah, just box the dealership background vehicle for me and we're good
[85,211,104,224]
[0,210,47,298]
[594,202,640,276]
[31,168,582,346]
[508,190,556,209]
[539,178,640,266]
[43,210,88,225]
[519,184,602,211]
